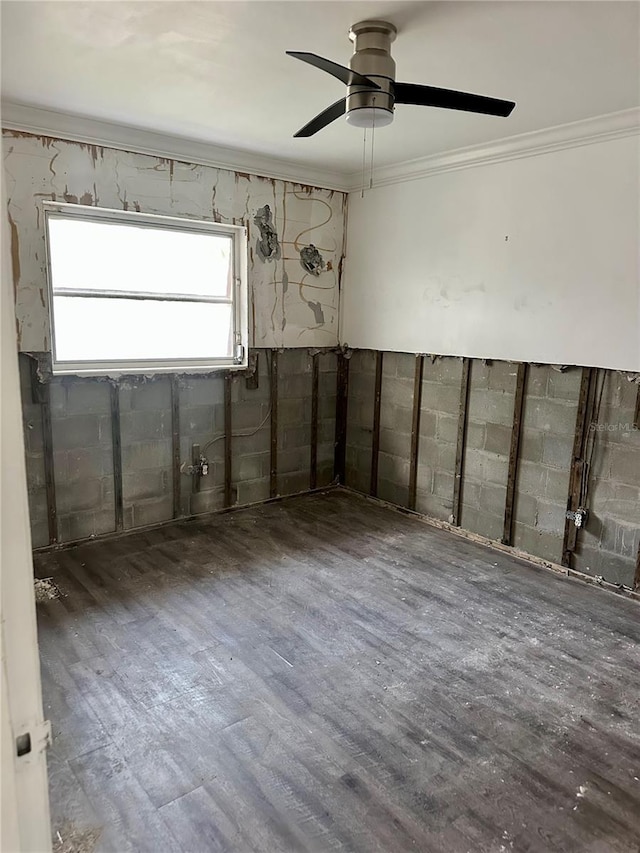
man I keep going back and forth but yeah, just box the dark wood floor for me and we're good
[35,488,640,853]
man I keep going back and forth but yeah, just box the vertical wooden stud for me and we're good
[110,382,124,532]
[370,350,383,497]
[408,354,424,511]
[310,352,319,489]
[333,351,350,484]
[40,381,58,544]
[502,362,528,545]
[452,357,471,527]
[224,373,233,507]
[270,349,278,497]
[170,376,181,519]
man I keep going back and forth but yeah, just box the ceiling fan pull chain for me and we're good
[369,96,376,190]
[361,127,367,198]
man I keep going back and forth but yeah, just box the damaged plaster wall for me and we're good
[3,132,346,350]
[4,131,343,546]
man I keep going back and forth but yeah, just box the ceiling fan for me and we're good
[287,20,516,137]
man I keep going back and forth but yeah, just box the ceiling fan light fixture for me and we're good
[345,107,394,129]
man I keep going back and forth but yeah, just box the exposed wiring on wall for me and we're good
[202,349,274,455]
[203,406,272,453]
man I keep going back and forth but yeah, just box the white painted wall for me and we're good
[341,135,640,370]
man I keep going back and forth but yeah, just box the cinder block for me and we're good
[424,358,462,386]
[122,439,172,471]
[422,382,460,415]
[66,380,110,415]
[181,406,216,437]
[29,519,50,549]
[547,369,581,402]
[415,462,433,494]
[484,423,512,455]
[479,482,507,518]
[236,453,271,482]
[233,401,270,431]
[378,451,409,486]
[279,398,312,426]
[517,460,547,496]
[463,449,507,486]
[377,478,408,508]
[279,425,311,451]
[525,366,549,399]
[524,398,577,435]
[488,361,519,392]
[460,480,481,509]
[512,523,561,564]
[468,389,514,426]
[236,478,270,505]
[183,376,225,408]
[120,409,171,441]
[131,496,174,529]
[534,499,565,535]
[51,414,101,450]
[59,508,116,542]
[465,421,486,451]
[279,374,310,399]
[418,411,436,439]
[129,378,171,411]
[123,470,170,502]
[319,351,337,373]
[433,470,454,499]
[461,506,502,541]
[395,353,417,380]
[56,479,104,514]
[64,448,114,483]
[606,446,640,487]
[542,434,574,469]
[189,487,225,515]
[279,470,311,496]
[415,489,451,522]
[277,447,309,475]
[381,376,414,410]
[379,427,410,459]
[48,380,67,415]
[544,467,570,502]
[513,492,537,526]
[438,442,456,472]
[435,413,458,444]
[519,428,544,463]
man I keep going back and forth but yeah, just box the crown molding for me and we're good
[3,101,637,196]
[345,107,640,192]
[0,101,351,192]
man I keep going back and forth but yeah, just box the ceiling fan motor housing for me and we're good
[347,20,397,125]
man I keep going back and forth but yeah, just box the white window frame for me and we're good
[43,202,248,376]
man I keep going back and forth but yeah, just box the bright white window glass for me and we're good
[47,218,233,298]
[52,297,233,361]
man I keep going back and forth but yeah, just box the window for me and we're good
[44,202,248,375]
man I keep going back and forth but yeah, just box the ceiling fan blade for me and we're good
[286,52,380,89]
[394,82,515,117]
[293,98,347,138]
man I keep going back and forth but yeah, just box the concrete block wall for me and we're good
[19,347,337,547]
[416,357,464,521]
[512,366,581,564]
[345,350,640,589]
[460,360,518,541]
[377,353,415,507]
[574,371,640,584]
[345,350,376,495]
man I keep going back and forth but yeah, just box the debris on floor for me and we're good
[34,578,59,602]
[53,822,101,853]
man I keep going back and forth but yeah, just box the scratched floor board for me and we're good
[35,489,640,853]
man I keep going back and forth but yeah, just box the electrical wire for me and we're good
[369,96,376,190]
[202,349,274,455]
[361,127,367,199]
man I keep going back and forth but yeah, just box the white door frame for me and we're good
[1,168,52,851]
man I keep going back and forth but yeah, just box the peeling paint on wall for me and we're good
[3,131,346,351]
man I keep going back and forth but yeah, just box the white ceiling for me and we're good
[1,1,639,178]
